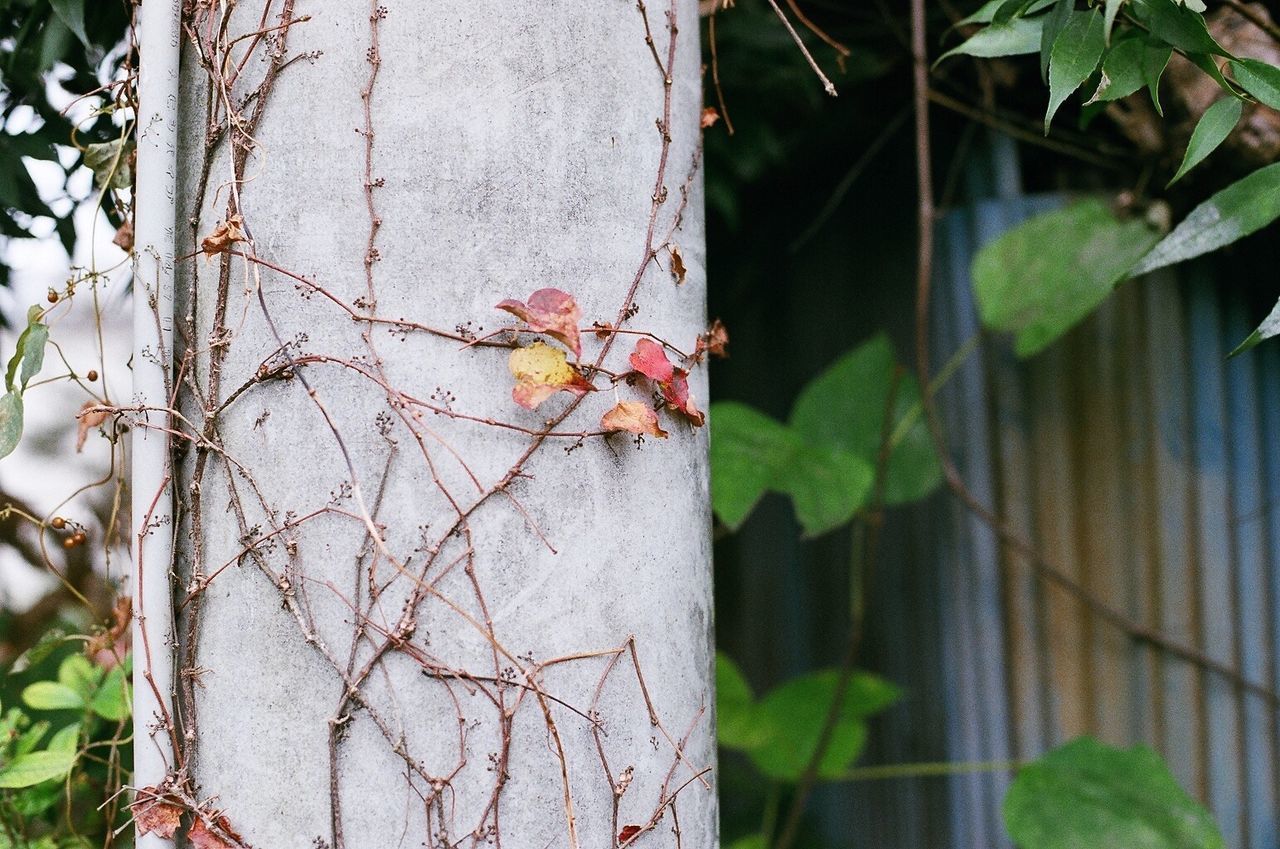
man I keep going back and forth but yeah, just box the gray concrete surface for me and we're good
[173,2,716,847]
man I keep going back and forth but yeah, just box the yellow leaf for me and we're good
[508,342,593,409]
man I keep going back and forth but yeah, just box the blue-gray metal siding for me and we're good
[926,194,1279,849]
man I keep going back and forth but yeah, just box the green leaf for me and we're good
[1040,0,1073,80]
[82,140,134,190]
[19,323,49,389]
[45,722,79,758]
[1143,40,1174,114]
[1104,0,1124,42]
[1087,35,1148,103]
[47,0,88,47]
[0,708,23,742]
[715,653,762,750]
[957,0,1009,26]
[1186,51,1240,95]
[0,392,24,460]
[1131,162,1280,276]
[775,444,874,537]
[37,15,71,74]
[9,777,64,818]
[725,837,767,849]
[993,0,1036,26]
[1003,737,1225,849]
[954,0,1055,27]
[973,200,1161,356]
[0,751,76,789]
[14,721,50,757]
[710,402,799,530]
[936,15,1045,64]
[0,145,54,218]
[1045,9,1107,133]
[1168,96,1243,185]
[45,724,79,755]
[1230,57,1280,110]
[1130,0,1228,55]
[5,306,49,393]
[89,664,131,722]
[790,334,940,505]
[21,682,83,713]
[11,630,70,673]
[1228,297,1280,357]
[746,669,901,781]
[57,655,102,703]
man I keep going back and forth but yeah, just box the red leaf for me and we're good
[661,369,705,427]
[619,824,643,843]
[129,789,183,839]
[627,340,705,427]
[496,288,583,358]
[629,338,674,383]
[601,401,668,438]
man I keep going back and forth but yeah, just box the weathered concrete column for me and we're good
[160,1,715,847]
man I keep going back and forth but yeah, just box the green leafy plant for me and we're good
[0,0,133,294]
[716,653,901,782]
[971,200,1161,357]
[0,306,51,459]
[0,643,132,847]
[710,333,940,536]
[1003,737,1225,849]
[946,0,1280,354]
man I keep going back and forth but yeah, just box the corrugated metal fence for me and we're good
[915,193,1280,849]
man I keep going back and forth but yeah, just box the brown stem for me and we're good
[772,369,903,849]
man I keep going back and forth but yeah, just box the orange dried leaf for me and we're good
[130,790,183,839]
[112,219,134,252]
[496,288,583,358]
[200,214,245,258]
[88,595,132,666]
[695,318,729,360]
[701,107,721,128]
[602,401,667,438]
[620,824,643,843]
[508,342,595,410]
[189,815,247,849]
[670,246,687,285]
[76,401,109,453]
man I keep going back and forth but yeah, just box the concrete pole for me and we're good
[161,1,715,847]
[131,1,181,847]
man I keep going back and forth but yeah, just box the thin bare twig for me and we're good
[763,0,838,96]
